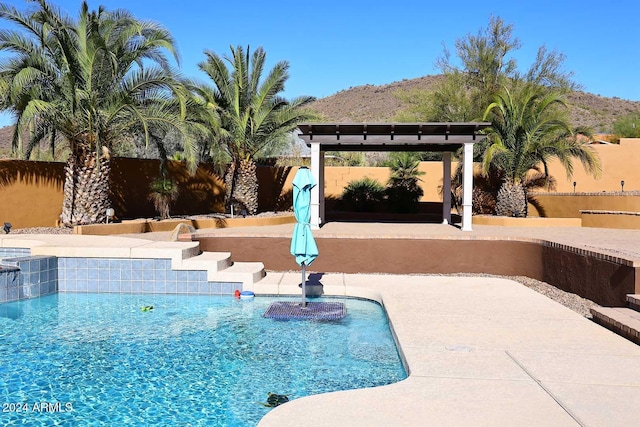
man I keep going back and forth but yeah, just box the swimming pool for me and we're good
[0,293,406,426]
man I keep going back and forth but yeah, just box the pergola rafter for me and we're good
[297,122,491,231]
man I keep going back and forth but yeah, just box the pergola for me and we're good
[297,122,491,231]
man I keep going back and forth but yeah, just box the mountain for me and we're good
[3,75,640,157]
[307,75,640,133]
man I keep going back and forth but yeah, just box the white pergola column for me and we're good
[461,142,474,231]
[442,152,452,224]
[310,143,324,229]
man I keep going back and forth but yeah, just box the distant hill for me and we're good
[307,74,640,132]
[3,75,640,157]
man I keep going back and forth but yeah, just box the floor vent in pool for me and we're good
[264,301,346,320]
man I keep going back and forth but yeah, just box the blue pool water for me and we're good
[0,294,406,426]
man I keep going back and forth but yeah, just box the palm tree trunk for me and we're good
[495,181,527,217]
[227,158,258,215]
[60,151,112,226]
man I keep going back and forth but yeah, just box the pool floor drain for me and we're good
[264,301,346,320]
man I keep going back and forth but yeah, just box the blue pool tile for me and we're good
[29,284,40,298]
[98,270,109,281]
[76,258,88,269]
[130,281,143,293]
[18,261,30,274]
[142,281,154,293]
[187,270,200,282]
[198,282,211,294]
[153,259,168,270]
[76,269,88,281]
[78,279,89,292]
[166,270,178,282]
[132,260,144,271]
[165,282,177,293]
[59,279,74,292]
[187,282,199,294]
[210,283,223,294]
[110,269,121,281]
[142,269,154,281]
[0,287,6,302]
[121,268,132,281]
[221,282,233,294]
[120,281,132,293]
[97,282,110,293]
[7,287,18,301]
[176,271,189,283]
[88,269,99,281]
[87,258,99,269]
[155,281,167,293]
[98,259,109,269]
[109,282,121,293]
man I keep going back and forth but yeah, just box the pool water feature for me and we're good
[0,293,406,426]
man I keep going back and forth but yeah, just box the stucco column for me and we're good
[442,151,452,224]
[310,143,324,229]
[461,142,474,231]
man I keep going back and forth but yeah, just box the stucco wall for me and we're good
[2,138,640,228]
[0,160,65,228]
[194,235,638,306]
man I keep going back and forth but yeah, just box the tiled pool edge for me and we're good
[1,248,242,303]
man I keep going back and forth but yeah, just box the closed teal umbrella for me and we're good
[290,167,318,307]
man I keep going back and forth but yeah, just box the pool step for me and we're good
[215,262,265,287]
[175,251,231,273]
[591,295,640,345]
[175,251,265,288]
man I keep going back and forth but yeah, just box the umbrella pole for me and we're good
[301,262,306,308]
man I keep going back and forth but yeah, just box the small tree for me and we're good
[148,174,179,220]
[612,113,640,139]
[385,152,425,213]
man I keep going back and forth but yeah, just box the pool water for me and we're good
[0,294,406,426]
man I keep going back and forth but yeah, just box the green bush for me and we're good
[342,177,386,212]
[385,152,424,213]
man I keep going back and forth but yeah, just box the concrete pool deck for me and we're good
[257,272,640,426]
[2,226,640,425]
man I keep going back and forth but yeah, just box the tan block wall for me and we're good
[0,160,65,228]
[528,194,640,218]
[544,138,640,193]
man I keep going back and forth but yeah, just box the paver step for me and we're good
[627,294,640,311]
[215,262,265,288]
[590,306,640,345]
[174,251,231,273]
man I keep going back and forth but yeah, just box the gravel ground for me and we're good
[9,226,599,318]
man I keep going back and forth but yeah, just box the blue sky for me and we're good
[1,0,639,128]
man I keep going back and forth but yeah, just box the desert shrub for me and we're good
[342,177,385,212]
[385,152,424,213]
[149,176,179,219]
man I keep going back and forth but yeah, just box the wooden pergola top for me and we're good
[297,122,491,152]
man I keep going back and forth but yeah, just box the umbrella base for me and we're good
[263,301,346,320]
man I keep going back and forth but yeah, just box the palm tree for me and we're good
[0,0,193,225]
[482,85,601,216]
[385,152,425,213]
[198,45,315,215]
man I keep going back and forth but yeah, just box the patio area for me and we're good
[2,223,640,425]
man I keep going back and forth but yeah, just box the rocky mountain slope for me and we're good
[2,75,640,157]
[307,75,640,132]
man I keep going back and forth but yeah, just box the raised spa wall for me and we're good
[0,249,242,304]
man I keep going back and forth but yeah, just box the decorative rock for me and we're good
[169,223,196,241]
